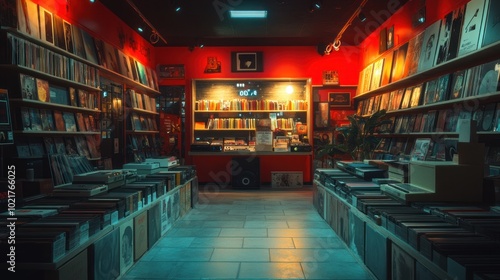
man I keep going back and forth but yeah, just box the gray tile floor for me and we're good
[121,189,375,280]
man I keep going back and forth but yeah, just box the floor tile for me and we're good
[268,228,336,238]
[122,190,375,280]
[190,237,243,248]
[211,248,270,261]
[167,262,240,279]
[292,237,344,249]
[301,261,374,279]
[239,262,304,279]
[219,228,268,237]
[148,247,214,261]
[243,237,295,248]
[270,248,359,263]
[244,220,289,228]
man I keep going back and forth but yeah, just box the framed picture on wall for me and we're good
[157,64,185,79]
[329,92,351,108]
[231,52,263,72]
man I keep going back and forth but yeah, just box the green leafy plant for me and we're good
[315,110,391,161]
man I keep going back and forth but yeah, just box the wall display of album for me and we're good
[134,211,148,261]
[91,228,120,280]
[418,20,441,73]
[148,203,161,249]
[231,52,263,72]
[482,0,500,48]
[161,195,173,235]
[20,74,37,100]
[392,244,415,280]
[458,0,488,56]
[119,218,134,276]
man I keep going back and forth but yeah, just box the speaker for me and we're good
[231,157,260,189]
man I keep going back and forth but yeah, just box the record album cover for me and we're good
[482,0,500,47]
[450,70,467,99]
[62,112,76,132]
[71,25,86,59]
[29,107,42,131]
[17,0,40,39]
[418,20,441,72]
[119,219,134,276]
[53,110,65,131]
[148,203,161,249]
[91,228,120,280]
[390,42,409,82]
[134,211,148,261]
[458,0,488,56]
[20,73,37,100]
[477,59,500,95]
[38,6,54,45]
[36,78,50,102]
[81,29,99,65]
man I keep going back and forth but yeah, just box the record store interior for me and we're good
[1,0,500,279]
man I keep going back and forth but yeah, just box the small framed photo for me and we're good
[329,92,351,108]
[231,52,263,72]
[387,25,395,50]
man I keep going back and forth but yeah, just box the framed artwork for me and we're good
[379,27,387,53]
[329,92,351,108]
[158,64,185,79]
[387,25,394,50]
[231,52,263,72]
[323,70,339,85]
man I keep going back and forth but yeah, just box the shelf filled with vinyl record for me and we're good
[124,87,161,161]
[353,0,500,163]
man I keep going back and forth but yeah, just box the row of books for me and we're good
[7,34,100,88]
[357,58,500,116]
[15,135,100,160]
[128,113,159,132]
[358,0,500,95]
[195,99,308,111]
[127,89,157,112]
[19,107,99,132]
[19,73,99,108]
[384,102,500,135]
[7,0,159,90]
[127,134,162,162]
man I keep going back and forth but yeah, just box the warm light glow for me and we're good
[286,85,294,94]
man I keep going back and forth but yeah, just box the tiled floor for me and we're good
[121,189,375,280]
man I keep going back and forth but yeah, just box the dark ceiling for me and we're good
[99,0,409,48]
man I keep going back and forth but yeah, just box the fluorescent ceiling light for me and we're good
[230,10,267,18]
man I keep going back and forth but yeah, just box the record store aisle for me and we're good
[122,190,374,280]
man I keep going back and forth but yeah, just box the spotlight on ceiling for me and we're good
[309,0,322,13]
[358,11,367,22]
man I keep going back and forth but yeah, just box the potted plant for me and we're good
[315,110,391,162]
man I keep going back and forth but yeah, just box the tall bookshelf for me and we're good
[0,0,160,189]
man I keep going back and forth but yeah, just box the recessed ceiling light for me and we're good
[229,10,267,18]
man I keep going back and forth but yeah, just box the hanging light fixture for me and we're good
[126,0,168,45]
[324,0,368,54]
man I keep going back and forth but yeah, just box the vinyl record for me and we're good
[478,70,498,94]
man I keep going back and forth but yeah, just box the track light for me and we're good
[137,27,144,33]
[324,0,368,53]
[358,11,366,22]
[309,0,322,13]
